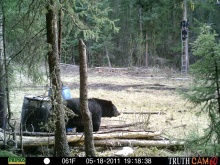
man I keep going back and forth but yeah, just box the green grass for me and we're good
[0,150,18,157]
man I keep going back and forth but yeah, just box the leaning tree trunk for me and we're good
[0,0,7,129]
[79,39,96,157]
[46,0,70,157]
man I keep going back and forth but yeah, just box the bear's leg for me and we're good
[92,123,100,132]
[76,126,84,132]
[92,114,101,132]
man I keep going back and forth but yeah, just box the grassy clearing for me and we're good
[9,66,209,156]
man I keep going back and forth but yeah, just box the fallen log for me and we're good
[70,139,185,147]
[0,131,162,147]
[93,139,184,147]
[0,130,56,137]
[96,128,130,134]
[95,67,128,70]
[1,123,150,136]
[97,128,157,134]
[20,131,55,136]
[93,131,162,140]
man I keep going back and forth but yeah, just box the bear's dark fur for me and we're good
[65,98,120,132]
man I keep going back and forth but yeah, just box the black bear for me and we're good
[181,28,188,40]
[65,98,120,132]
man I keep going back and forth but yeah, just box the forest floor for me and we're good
[9,64,209,157]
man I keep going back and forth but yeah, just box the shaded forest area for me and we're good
[2,0,220,73]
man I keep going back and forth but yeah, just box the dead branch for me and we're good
[95,67,128,70]
[100,122,144,129]
[122,111,166,115]
[163,124,187,131]
[96,128,131,134]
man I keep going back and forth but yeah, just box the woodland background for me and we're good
[2,0,220,78]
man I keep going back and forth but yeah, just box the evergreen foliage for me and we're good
[4,0,47,84]
[3,0,220,69]
[182,25,220,156]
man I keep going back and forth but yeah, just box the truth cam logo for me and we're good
[168,157,218,165]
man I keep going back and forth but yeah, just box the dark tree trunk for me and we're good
[46,0,70,157]
[79,39,96,157]
[58,0,62,61]
[0,0,7,129]
[138,5,143,67]
[145,32,149,67]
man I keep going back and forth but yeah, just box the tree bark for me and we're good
[79,39,96,157]
[105,45,111,67]
[58,0,62,61]
[145,32,149,67]
[0,0,7,129]
[46,0,70,157]
[138,5,143,66]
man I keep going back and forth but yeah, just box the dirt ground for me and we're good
[9,64,209,156]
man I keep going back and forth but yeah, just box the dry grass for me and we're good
[9,65,209,156]
[61,67,208,139]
